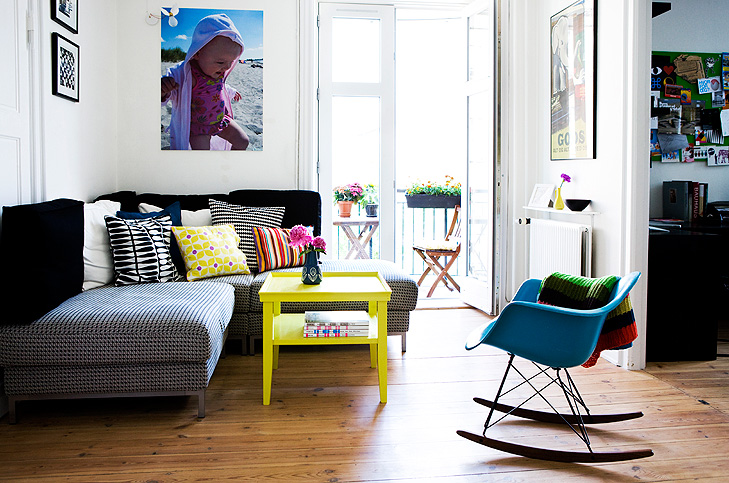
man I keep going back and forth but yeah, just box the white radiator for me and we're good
[528,219,592,279]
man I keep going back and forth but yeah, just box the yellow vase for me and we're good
[554,187,565,210]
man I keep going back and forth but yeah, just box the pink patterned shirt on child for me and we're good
[189,61,233,136]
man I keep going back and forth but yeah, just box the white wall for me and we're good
[40,0,118,201]
[506,0,650,368]
[509,0,641,280]
[650,0,729,217]
[114,0,299,194]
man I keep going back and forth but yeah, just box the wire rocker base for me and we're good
[457,353,654,463]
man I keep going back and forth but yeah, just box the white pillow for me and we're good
[83,199,121,290]
[139,202,212,226]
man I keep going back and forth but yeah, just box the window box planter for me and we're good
[405,194,461,209]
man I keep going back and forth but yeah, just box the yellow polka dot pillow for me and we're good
[171,225,250,281]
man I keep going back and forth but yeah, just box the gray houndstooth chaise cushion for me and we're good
[0,281,234,367]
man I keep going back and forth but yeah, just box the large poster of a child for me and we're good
[161,8,263,151]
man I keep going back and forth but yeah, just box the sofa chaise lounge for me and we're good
[0,190,418,422]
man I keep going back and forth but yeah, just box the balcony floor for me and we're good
[414,275,470,310]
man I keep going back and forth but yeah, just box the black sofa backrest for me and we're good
[96,190,323,235]
[0,198,84,324]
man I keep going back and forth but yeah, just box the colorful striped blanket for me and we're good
[537,272,637,368]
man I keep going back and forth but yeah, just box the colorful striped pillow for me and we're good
[252,227,305,272]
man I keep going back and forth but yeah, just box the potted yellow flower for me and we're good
[359,183,379,217]
[405,176,461,208]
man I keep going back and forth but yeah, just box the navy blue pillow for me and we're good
[0,199,84,324]
[116,202,185,274]
[116,201,182,226]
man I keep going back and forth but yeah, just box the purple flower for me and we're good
[559,173,571,188]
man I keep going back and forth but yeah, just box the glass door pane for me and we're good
[331,96,381,258]
[467,89,493,294]
[332,18,381,83]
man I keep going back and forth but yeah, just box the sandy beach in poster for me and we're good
[161,60,263,150]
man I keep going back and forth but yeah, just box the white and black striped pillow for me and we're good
[208,199,285,273]
[104,214,179,286]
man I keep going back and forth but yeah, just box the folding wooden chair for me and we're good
[412,205,461,298]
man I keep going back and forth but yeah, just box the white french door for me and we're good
[460,0,498,315]
[0,0,36,220]
[318,3,395,261]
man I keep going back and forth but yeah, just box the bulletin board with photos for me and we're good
[651,51,729,166]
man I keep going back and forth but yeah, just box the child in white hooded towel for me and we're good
[162,14,249,150]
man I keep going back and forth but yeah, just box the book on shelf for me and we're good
[303,328,370,338]
[304,311,371,326]
[662,180,708,221]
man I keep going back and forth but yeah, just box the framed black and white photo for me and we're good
[550,0,597,160]
[528,184,556,208]
[51,0,78,34]
[52,33,79,102]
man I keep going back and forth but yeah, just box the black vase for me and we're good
[301,251,323,285]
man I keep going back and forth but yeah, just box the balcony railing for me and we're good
[331,190,464,278]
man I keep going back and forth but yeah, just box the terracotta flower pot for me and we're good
[337,200,354,217]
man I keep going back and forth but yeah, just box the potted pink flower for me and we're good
[288,225,326,284]
[333,183,364,217]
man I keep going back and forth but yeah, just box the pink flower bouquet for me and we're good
[288,225,327,255]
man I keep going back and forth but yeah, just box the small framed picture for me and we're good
[51,0,78,34]
[52,33,79,102]
[528,184,556,208]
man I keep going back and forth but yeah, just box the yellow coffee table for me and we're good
[258,272,392,405]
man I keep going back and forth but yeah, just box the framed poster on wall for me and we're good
[550,0,597,160]
[51,0,78,34]
[51,32,79,102]
[160,8,263,151]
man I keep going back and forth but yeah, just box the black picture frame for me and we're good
[51,0,78,34]
[550,0,597,160]
[52,32,79,102]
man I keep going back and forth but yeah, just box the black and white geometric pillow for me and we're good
[104,214,180,286]
[208,199,285,273]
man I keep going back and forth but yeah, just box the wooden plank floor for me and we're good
[1,309,728,482]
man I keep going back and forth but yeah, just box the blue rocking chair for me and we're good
[457,271,654,462]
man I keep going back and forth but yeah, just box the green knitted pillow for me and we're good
[537,272,619,310]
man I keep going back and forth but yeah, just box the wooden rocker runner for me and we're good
[457,271,653,463]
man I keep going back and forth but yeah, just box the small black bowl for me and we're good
[565,199,591,212]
